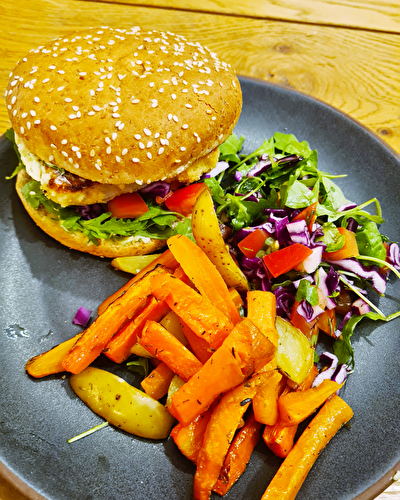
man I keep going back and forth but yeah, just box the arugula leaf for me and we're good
[295,279,319,306]
[355,221,386,261]
[5,128,25,179]
[333,311,386,368]
[218,133,245,163]
[316,222,345,252]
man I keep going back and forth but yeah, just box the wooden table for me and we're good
[0,1,399,499]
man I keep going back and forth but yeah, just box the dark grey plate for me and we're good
[0,77,399,500]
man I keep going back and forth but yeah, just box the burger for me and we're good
[5,26,242,257]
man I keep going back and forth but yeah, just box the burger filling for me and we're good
[7,129,218,246]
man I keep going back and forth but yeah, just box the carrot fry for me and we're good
[151,273,234,350]
[25,333,83,378]
[167,234,241,324]
[193,378,260,500]
[62,266,168,374]
[139,320,203,382]
[212,411,262,496]
[168,344,245,426]
[170,407,213,463]
[247,290,279,346]
[228,287,244,310]
[223,318,276,377]
[263,365,319,457]
[105,297,170,364]
[278,378,343,426]
[252,371,284,426]
[141,362,175,400]
[180,320,213,364]
[98,249,178,314]
[261,395,354,500]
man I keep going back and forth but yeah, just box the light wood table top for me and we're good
[0,1,399,499]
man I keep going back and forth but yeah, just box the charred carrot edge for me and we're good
[139,320,203,382]
[62,266,168,374]
[212,411,262,496]
[25,332,83,378]
[104,297,170,364]
[247,291,279,346]
[278,378,343,426]
[167,234,241,325]
[97,249,178,315]
[261,395,354,500]
[170,408,213,464]
[193,379,260,500]
[141,361,176,400]
[151,272,234,350]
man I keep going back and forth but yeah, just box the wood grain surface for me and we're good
[1,0,400,153]
[77,0,400,33]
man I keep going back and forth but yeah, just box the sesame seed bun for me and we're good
[15,169,166,257]
[6,26,242,186]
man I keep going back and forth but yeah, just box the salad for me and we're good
[23,131,400,499]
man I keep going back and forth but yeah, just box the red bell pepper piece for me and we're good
[107,192,149,219]
[165,183,207,216]
[262,243,313,278]
[238,228,268,258]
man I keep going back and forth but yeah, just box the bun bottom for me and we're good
[16,170,166,258]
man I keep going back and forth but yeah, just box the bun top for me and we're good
[6,26,242,185]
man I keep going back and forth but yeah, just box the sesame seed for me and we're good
[144,128,151,136]
[30,110,36,117]
[72,106,79,111]
[168,114,172,121]
[132,99,140,104]
[88,111,95,116]
[69,114,76,119]
[132,158,140,163]
[185,104,192,108]
[34,120,41,125]
[147,141,153,148]
[112,113,120,118]
[180,147,186,151]
[122,148,128,155]
[167,131,172,139]
[158,147,164,155]
[182,124,189,129]
[49,155,54,161]
[147,152,152,159]
[50,125,57,130]
[90,150,95,157]
[112,132,117,140]
[118,123,125,130]
[34,96,40,102]
[171,94,176,100]
[105,137,111,145]
[57,86,65,91]
[106,146,112,154]
[22,112,28,119]
[61,139,68,145]
[134,134,141,140]
[71,146,79,151]
[139,142,145,149]
[116,156,121,162]
[62,151,68,157]
[27,122,31,130]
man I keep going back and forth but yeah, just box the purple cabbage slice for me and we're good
[140,181,170,198]
[286,219,310,246]
[312,352,339,387]
[202,161,230,179]
[325,258,387,295]
[246,154,302,177]
[73,306,92,327]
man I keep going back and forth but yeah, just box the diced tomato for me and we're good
[262,243,313,278]
[322,227,359,261]
[238,228,268,258]
[292,201,318,233]
[165,183,207,216]
[108,192,149,219]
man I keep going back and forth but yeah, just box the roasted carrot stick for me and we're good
[261,395,354,500]
[141,362,176,400]
[170,407,213,463]
[247,290,279,346]
[104,297,170,364]
[139,320,203,382]
[62,266,167,374]
[212,411,262,496]
[278,378,343,426]
[98,249,178,314]
[168,344,245,426]
[263,365,319,457]
[223,318,276,377]
[167,234,241,325]
[180,320,213,364]
[25,332,83,378]
[151,273,234,350]
[193,378,260,500]
[252,371,284,426]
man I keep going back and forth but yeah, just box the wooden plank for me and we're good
[77,0,400,34]
[1,0,399,153]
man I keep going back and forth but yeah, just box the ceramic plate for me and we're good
[0,77,399,500]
